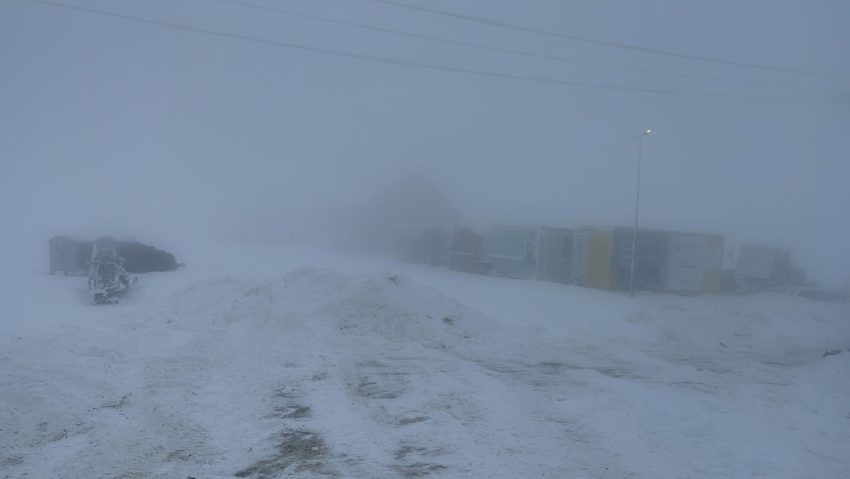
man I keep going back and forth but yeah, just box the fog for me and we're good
[5,2,850,477]
[2,0,849,284]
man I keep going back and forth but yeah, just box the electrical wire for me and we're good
[23,0,746,98]
[210,0,796,90]
[368,0,849,82]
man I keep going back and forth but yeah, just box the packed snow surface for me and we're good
[1,245,849,478]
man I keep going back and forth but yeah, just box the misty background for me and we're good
[2,0,849,285]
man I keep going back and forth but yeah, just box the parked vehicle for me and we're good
[88,249,135,304]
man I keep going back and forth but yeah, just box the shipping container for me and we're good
[536,227,574,284]
[486,225,539,279]
[450,226,490,275]
[572,226,724,293]
[485,225,574,283]
[49,236,93,275]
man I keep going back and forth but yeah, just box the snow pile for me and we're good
[1,256,849,478]
[161,268,487,347]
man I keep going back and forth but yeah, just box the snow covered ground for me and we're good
[1,243,849,478]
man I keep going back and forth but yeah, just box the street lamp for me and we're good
[630,128,653,298]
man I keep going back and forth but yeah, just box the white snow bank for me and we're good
[1,248,849,478]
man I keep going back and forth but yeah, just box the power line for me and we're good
[211,0,808,91]
[22,0,744,98]
[368,0,849,82]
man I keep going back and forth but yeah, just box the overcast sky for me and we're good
[2,0,849,284]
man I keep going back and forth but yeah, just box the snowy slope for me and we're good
[1,244,849,478]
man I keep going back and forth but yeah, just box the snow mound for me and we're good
[159,268,489,348]
[162,277,266,326]
[5,256,849,479]
[320,273,485,346]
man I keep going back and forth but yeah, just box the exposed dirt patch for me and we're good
[235,430,332,477]
[269,405,312,420]
[474,359,522,374]
[393,444,448,476]
[101,392,132,409]
[353,363,410,400]
[530,361,645,380]
[1,455,24,467]
[394,445,426,461]
[391,462,447,478]
[357,379,402,399]
[591,367,636,379]
[272,387,299,399]
[165,449,192,462]
[397,416,429,426]
[111,472,147,479]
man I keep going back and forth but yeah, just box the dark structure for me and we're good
[485,225,574,283]
[536,227,574,284]
[449,226,490,275]
[572,226,724,293]
[49,236,93,275]
[397,225,491,275]
[50,236,179,275]
[609,227,670,291]
[485,225,539,279]
[49,236,80,275]
[117,242,178,273]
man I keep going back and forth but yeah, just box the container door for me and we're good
[572,232,588,285]
[586,231,612,289]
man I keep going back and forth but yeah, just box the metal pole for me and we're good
[630,135,643,297]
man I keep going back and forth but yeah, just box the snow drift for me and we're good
[1,258,849,478]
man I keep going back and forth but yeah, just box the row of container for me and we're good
[397,225,794,294]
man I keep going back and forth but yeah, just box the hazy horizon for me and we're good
[3,0,849,285]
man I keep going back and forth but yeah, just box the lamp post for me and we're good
[630,128,652,298]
